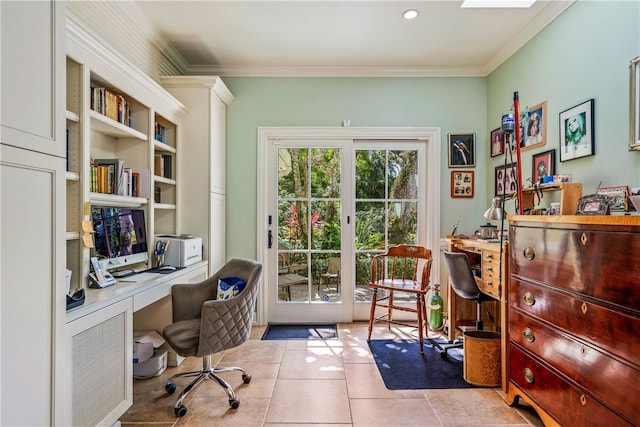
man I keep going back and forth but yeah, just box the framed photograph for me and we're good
[495,162,518,197]
[596,185,630,212]
[630,56,640,150]
[450,171,474,198]
[559,99,595,162]
[490,128,504,157]
[576,194,610,215]
[520,101,547,151]
[532,149,555,184]
[448,133,475,168]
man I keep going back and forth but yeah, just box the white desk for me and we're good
[64,261,208,427]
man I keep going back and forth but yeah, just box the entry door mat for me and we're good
[368,339,473,390]
[261,323,338,340]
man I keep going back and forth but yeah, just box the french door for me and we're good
[257,128,441,324]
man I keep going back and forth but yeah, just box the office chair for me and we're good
[162,258,263,417]
[437,250,494,359]
[366,245,433,354]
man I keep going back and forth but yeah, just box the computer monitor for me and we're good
[91,207,149,270]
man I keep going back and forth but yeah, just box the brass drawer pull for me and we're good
[523,247,535,260]
[523,292,536,306]
[485,266,493,271]
[486,280,493,286]
[523,328,535,343]
[485,253,493,259]
[523,368,535,384]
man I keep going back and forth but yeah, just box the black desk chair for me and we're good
[437,250,494,359]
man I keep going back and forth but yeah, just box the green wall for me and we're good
[223,77,487,259]
[487,0,640,214]
[224,0,639,260]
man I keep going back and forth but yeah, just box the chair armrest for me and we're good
[171,276,217,322]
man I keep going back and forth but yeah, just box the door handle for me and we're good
[268,230,273,248]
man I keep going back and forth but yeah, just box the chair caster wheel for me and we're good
[175,405,187,417]
[229,398,240,409]
[165,382,176,395]
[242,374,252,384]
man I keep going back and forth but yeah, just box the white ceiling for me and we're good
[135,0,575,77]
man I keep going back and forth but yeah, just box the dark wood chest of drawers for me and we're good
[506,216,640,427]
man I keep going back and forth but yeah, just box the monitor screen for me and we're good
[92,207,148,269]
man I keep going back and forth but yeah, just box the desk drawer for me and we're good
[509,308,640,422]
[480,249,500,299]
[509,344,633,427]
[509,278,639,362]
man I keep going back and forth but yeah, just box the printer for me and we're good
[154,235,202,267]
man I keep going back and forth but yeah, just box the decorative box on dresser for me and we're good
[506,215,640,427]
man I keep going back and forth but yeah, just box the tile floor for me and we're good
[120,323,544,427]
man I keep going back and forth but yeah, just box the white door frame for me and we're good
[256,127,441,324]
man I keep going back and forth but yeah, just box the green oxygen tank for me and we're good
[428,284,444,331]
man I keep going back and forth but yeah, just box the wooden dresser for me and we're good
[506,216,640,427]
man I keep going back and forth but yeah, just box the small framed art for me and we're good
[576,194,610,215]
[495,162,518,197]
[451,171,474,198]
[532,149,555,184]
[448,133,475,167]
[521,101,547,151]
[559,99,595,162]
[596,185,630,212]
[490,128,504,157]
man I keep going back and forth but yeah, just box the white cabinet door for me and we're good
[0,0,65,157]
[0,145,66,426]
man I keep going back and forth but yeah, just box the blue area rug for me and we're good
[368,339,473,390]
[261,323,338,340]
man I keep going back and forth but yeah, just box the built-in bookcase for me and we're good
[65,54,184,297]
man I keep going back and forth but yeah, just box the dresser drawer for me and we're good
[509,308,640,422]
[509,278,640,363]
[509,344,634,427]
[510,225,640,312]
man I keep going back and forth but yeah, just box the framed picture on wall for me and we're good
[532,149,555,184]
[559,99,595,162]
[490,128,504,157]
[448,133,475,167]
[495,162,517,197]
[450,170,474,198]
[520,101,547,151]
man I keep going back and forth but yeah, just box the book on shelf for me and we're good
[130,167,151,199]
[93,158,125,195]
[154,153,173,179]
[90,86,131,127]
[154,122,166,143]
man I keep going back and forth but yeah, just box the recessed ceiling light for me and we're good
[403,9,419,20]
[461,0,536,8]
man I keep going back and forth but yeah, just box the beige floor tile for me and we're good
[190,363,280,400]
[278,348,345,379]
[284,338,343,351]
[174,396,269,427]
[265,379,351,424]
[344,363,425,399]
[219,340,286,364]
[340,338,376,363]
[350,398,440,426]
[424,388,528,425]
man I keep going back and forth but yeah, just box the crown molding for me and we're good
[182,64,489,78]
